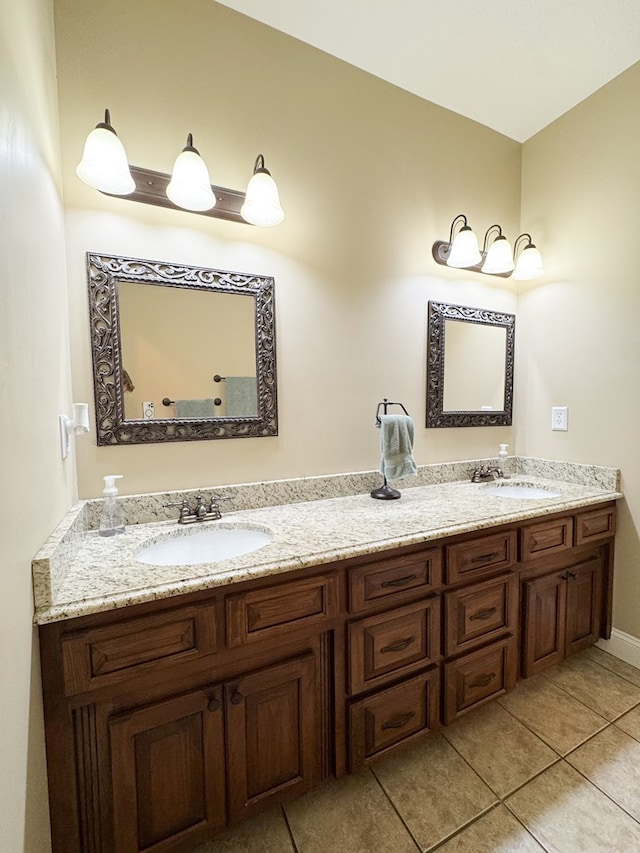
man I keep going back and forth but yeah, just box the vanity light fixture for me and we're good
[480,224,515,274]
[76,109,285,226]
[166,133,216,212]
[59,403,90,460]
[432,214,544,280]
[512,233,545,280]
[443,214,482,268]
[75,109,135,195]
[240,155,285,227]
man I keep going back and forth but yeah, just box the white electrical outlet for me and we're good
[142,401,155,420]
[551,406,568,431]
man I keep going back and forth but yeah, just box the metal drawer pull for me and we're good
[469,607,498,622]
[471,552,500,564]
[230,691,244,705]
[381,573,418,588]
[560,570,577,580]
[380,636,415,654]
[469,672,496,688]
[207,697,221,712]
[381,711,415,730]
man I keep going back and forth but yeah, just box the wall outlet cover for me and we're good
[143,401,155,419]
[551,406,568,431]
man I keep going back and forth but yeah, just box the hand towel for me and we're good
[175,398,216,418]
[379,414,418,481]
[225,377,258,417]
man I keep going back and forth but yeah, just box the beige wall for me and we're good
[520,61,640,637]
[54,0,521,499]
[0,0,74,850]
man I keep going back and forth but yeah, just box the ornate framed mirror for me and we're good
[426,301,515,428]
[87,253,277,445]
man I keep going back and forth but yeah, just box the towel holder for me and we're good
[162,397,223,407]
[371,398,410,501]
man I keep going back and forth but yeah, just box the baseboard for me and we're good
[597,628,640,669]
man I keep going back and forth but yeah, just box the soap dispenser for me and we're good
[498,444,510,479]
[99,474,125,536]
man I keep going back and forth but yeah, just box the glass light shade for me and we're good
[447,226,481,267]
[513,245,544,280]
[76,126,135,195]
[241,170,284,226]
[481,235,515,274]
[166,147,216,212]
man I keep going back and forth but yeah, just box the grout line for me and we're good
[281,804,300,853]
[495,690,610,758]
[557,758,640,829]
[502,799,554,852]
[368,765,423,852]
[424,802,502,852]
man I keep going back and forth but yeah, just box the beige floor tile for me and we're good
[372,731,496,851]
[543,653,640,720]
[615,704,640,741]
[567,725,640,822]
[497,673,608,754]
[436,805,545,853]
[584,645,640,686]
[442,701,557,796]
[192,807,294,852]
[507,761,640,852]
[284,770,419,853]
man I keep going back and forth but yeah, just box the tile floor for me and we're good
[195,647,640,852]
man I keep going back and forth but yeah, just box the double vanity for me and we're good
[33,457,621,853]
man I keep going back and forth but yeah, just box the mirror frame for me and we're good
[426,300,515,428]
[87,253,277,445]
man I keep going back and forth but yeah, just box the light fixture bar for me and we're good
[431,239,513,278]
[100,164,248,224]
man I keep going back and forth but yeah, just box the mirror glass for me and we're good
[426,301,515,428]
[87,254,277,445]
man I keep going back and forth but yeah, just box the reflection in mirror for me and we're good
[87,254,277,445]
[427,301,515,428]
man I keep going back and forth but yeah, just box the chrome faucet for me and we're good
[164,494,229,524]
[470,466,504,483]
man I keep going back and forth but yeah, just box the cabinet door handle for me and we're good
[230,691,244,705]
[381,573,418,588]
[207,697,221,712]
[381,711,415,730]
[380,636,415,654]
[469,672,496,688]
[471,552,500,564]
[469,607,497,622]
[567,571,576,579]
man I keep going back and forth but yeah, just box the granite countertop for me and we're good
[32,469,622,625]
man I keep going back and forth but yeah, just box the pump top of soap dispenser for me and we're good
[103,474,123,495]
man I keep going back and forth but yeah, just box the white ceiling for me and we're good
[215,0,640,141]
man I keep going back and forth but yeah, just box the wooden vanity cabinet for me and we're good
[39,503,617,853]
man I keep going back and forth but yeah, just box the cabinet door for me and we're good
[109,687,226,853]
[522,571,567,678]
[225,654,320,824]
[566,557,602,656]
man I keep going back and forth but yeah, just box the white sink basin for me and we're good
[482,483,560,500]
[135,525,273,566]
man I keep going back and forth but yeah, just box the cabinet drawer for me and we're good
[445,574,518,657]
[349,667,440,770]
[348,598,441,695]
[446,531,516,585]
[520,516,573,561]
[61,604,217,696]
[575,507,616,546]
[444,637,516,724]
[226,573,339,648]
[348,548,441,614]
